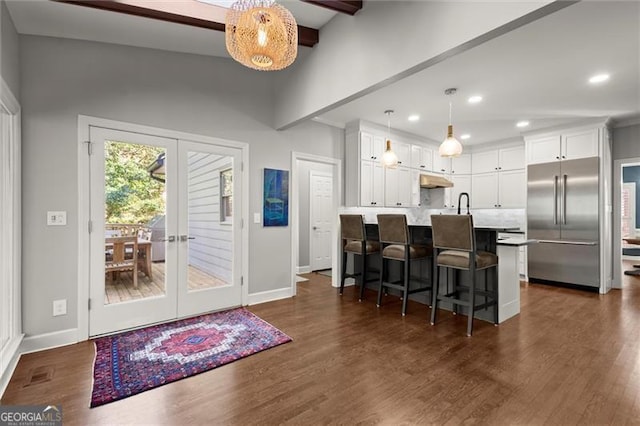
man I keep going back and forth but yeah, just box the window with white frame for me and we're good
[220,168,233,223]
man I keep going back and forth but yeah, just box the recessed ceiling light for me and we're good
[589,73,610,84]
[516,121,530,128]
[408,114,420,122]
[468,95,483,104]
[460,134,471,140]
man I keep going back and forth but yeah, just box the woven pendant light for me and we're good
[226,0,298,71]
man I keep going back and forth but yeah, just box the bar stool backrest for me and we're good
[430,215,475,252]
[340,214,365,241]
[377,214,410,245]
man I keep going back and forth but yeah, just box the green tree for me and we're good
[104,141,165,224]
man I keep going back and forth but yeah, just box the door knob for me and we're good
[312,226,318,230]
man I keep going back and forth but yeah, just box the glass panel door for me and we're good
[177,141,242,317]
[89,126,178,336]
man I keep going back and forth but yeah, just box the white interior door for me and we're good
[310,171,333,271]
[176,141,243,317]
[89,127,178,336]
[622,182,636,238]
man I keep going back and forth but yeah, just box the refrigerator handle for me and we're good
[562,174,567,225]
[553,175,558,225]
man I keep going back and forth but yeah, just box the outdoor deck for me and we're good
[105,262,228,305]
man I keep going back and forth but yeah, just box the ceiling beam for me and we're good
[54,0,319,47]
[301,1,362,16]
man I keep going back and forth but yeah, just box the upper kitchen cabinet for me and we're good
[433,154,451,174]
[360,161,384,206]
[411,145,433,171]
[472,145,525,174]
[451,154,471,175]
[360,132,385,161]
[526,127,599,165]
[394,141,411,167]
[384,166,413,207]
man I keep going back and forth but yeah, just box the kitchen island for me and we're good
[336,216,534,324]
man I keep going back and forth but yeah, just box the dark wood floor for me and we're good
[3,267,640,424]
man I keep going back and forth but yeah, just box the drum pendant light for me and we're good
[226,0,298,71]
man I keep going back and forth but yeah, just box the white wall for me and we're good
[297,160,334,269]
[19,35,344,336]
[613,123,640,160]
[274,0,558,129]
[1,0,19,99]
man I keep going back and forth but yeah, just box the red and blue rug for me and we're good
[90,308,291,407]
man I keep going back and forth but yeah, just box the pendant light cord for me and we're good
[387,111,391,140]
[449,101,453,125]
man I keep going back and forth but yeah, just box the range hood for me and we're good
[420,174,454,189]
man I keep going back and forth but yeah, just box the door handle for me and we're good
[312,226,318,230]
[537,240,597,246]
[563,174,568,224]
[553,175,558,225]
[162,235,176,242]
[179,235,196,242]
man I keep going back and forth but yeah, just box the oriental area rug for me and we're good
[90,308,292,407]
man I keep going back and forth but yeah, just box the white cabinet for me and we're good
[451,154,471,175]
[411,145,433,171]
[411,170,422,207]
[394,141,411,167]
[433,155,451,174]
[360,161,384,206]
[384,166,412,207]
[360,132,385,162]
[473,146,525,173]
[499,146,525,171]
[472,170,526,208]
[450,175,472,211]
[472,150,499,174]
[498,170,526,208]
[472,173,499,208]
[526,128,598,164]
[563,128,599,161]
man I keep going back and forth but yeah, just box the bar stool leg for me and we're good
[377,257,385,308]
[401,255,410,316]
[467,271,476,337]
[340,250,348,295]
[359,250,367,302]
[430,259,439,325]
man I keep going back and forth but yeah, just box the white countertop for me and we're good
[497,238,538,246]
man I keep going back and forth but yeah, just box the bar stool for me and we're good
[376,214,433,316]
[429,214,499,337]
[339,214,380,301]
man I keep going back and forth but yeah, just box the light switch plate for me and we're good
[253,213,261,224]
[47,211,67,226]
[53,299,67,316]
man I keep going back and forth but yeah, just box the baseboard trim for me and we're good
[0,334,24,398]
[296,265,311,274]
[247,287,293,306]
[19,328,79,355]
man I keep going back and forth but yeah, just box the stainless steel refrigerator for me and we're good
[527,157,599,288]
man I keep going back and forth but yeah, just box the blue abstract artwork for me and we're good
[263,168,289,227]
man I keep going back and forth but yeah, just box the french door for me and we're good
[88,126,242,336]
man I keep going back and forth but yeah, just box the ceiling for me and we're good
[6,1,640,145]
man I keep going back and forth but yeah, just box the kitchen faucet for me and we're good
[457,192,470,215]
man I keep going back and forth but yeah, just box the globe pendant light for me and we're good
[226,0,298,71]
[439,88,463,158]
[381,110,399,169]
